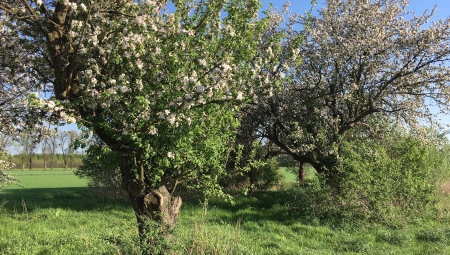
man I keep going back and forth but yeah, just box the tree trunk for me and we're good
[310,157,341,191]
[120,162,182,254]
[248,168,257,195]
[298,161,305,183]
[50,156,54,170]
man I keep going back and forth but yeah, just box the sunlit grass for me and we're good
[279,166,316,183]
[0,169,449,254]
[5,170,88,189]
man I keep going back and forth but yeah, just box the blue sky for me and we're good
[266,0,450,17]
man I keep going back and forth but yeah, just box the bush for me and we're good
[335,134,441,222]
[280,130,450,224]
[250,154,283,191]
[221,143,283,193]
[74,144,125,199]
[276,154,297,168]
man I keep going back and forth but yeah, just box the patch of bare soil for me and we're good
[438,181,450,196]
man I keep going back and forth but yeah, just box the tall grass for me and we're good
[1,170,450,254]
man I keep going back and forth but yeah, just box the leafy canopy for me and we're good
[0,0,297,194]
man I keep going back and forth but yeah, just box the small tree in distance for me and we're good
[40,126,53,169]
[18,130,38,170]
[47,129,58,170]
[67,130,80,169]
[58,130,70,170]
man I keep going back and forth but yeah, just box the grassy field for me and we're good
[279,166,316,183]
[5,169,88,189]
[1,170,450,254]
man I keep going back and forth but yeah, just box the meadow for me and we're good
[0,169,450,254]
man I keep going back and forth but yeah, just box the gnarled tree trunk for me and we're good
[120,162,182,254]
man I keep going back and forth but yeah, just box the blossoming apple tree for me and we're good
[0,0,300,251]
[0,3,43,190]
[250,0,450,183]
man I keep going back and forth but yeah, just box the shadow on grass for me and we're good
[182,189,317,226]
[2,186,340,228]
[0,187,130,213]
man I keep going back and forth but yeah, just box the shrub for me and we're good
[250,153,283,191]
[281,130,449,224]
[276,154,297,168]
[335,134,439,222]
[74,144,125,199]
[221,142,283,193]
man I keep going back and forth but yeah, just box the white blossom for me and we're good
[120,86,129,93]
[199,59,207,66]
[195,85,205,93]
[149,126,157,135]
[80,3,87,12]
[236,91,243,101]
[47,101,56,109]
[167,114,176,124]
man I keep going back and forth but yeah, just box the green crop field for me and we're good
[4,169,88,189]
[1,170,450,254]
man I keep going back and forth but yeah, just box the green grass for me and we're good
[279,166,316,183]
[1,170,138,254]
[1,170,450,254]
[5,170,88,189]
[176,194,450,255]
[280,167,297,183]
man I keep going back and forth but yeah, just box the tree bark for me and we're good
[120,162,182,254]
[298,161,305,183]
[249,168,257,194]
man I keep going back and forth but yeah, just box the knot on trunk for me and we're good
[127,180,143,197]
[143,185,182,229]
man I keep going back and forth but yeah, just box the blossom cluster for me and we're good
[0,151,19,191]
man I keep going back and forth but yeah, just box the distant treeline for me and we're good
[8,153,85,170]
